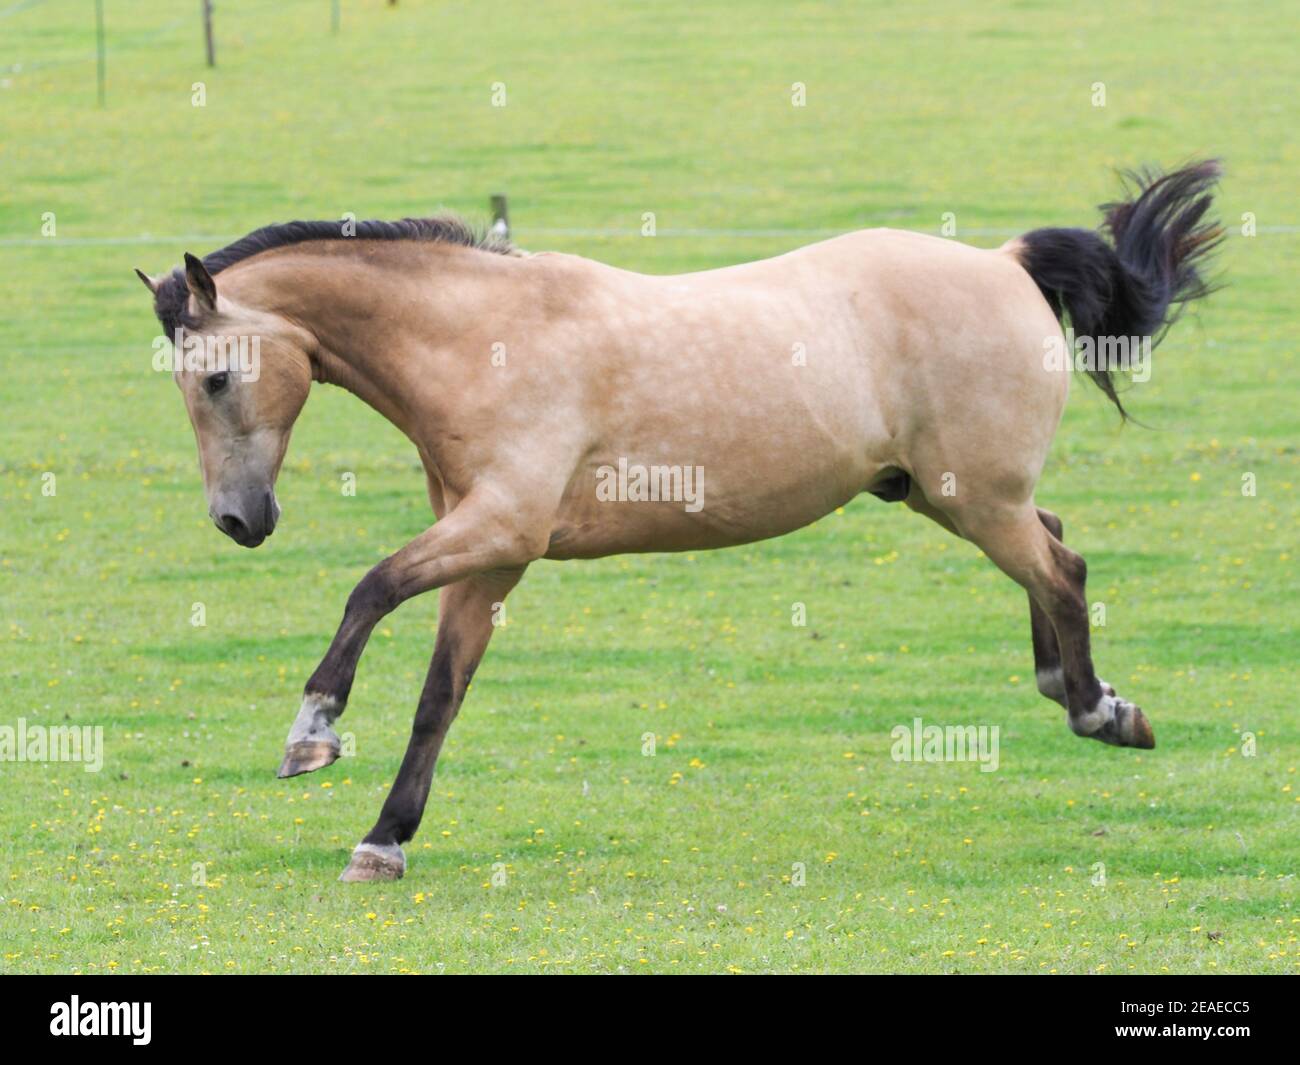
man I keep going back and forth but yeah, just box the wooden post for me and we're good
[202,0,215,67]
[490,194,510,239]
[94,0,106,106]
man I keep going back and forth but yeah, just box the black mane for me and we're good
[151,214,512,336]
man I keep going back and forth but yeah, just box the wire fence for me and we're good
[3,5,1287,243]
[0,0,326,75]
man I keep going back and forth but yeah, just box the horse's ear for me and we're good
[183,252,217,311]
[134,268,159,295]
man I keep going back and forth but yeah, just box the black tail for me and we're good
[1017,159,1224,418]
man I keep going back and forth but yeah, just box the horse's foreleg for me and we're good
[339,568,523,882]
[956,502,1154,749]
[279,494,546,778]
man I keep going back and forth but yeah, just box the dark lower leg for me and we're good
[342,568,523,879]
[1037,536,1153,748]
[361,634,476,848]
[1029,509,1065,704]
[1039,537,1105,718]
[303,563,397,706]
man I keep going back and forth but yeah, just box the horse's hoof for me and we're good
[1072,694,1155,749]
[278,692,342,777]
[339,842,405,882]
[277,739,340,778]
[1124,705,1156,749]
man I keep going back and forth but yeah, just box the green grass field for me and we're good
[1,0,1296,974]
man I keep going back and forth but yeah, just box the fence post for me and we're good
[490,194,510,239]
[202,0,216,67]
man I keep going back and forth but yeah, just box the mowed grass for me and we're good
[0,0,1296,973]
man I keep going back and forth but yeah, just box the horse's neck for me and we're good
[253,246,506,438]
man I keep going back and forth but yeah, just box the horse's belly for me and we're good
[538,254,905,559]
[542,446,876,560]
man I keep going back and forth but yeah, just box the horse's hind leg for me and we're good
[907,491,1066,706]
[1026,508,1066,705]
[908,491,1120,718]
[1027,509,1117,708]
[946,499,1154,748]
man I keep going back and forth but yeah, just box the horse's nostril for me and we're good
[220,513,251,543]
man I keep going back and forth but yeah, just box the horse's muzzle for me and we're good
[213,490,278,548]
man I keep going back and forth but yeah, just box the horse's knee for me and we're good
[347,562,401,618]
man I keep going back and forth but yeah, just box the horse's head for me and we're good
[138,254,314,548]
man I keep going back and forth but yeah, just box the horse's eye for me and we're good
[205,372,230,396]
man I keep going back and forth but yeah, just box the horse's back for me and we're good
[675,225,1068,458]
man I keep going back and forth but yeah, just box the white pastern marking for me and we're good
[1035,666,1065,700]
[285,692,341,747]
[1070,692,1117,737]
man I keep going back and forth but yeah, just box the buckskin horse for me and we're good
[137,161,1221,880]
